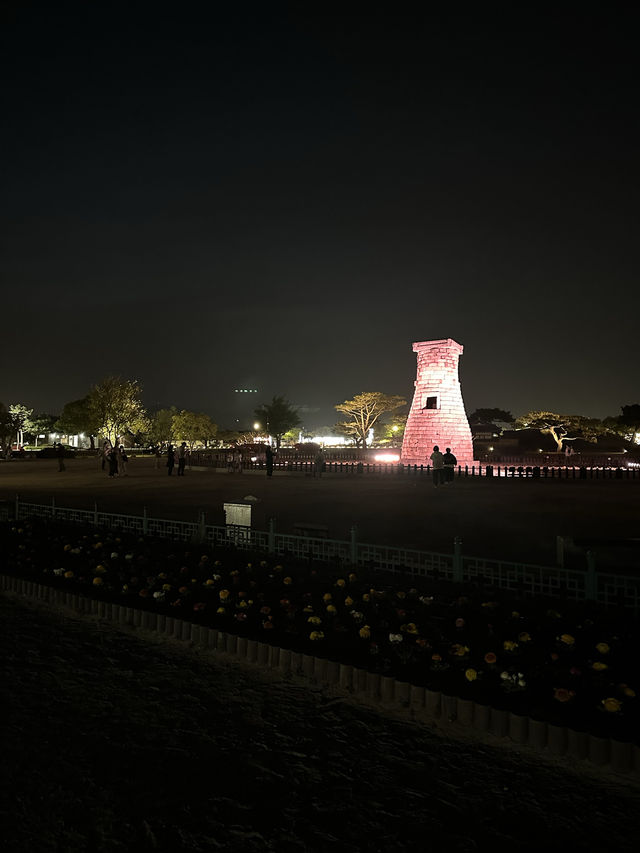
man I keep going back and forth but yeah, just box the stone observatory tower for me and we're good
[401,338,476,467]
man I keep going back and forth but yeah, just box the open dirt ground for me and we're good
[3,593,640,853]
[1,457,639,569]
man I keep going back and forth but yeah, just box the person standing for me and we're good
[101,440,112,470]
[108,445,119,477]
[56,442,66,472]
[177,442,188,476]
[265,444,274,477]
[429,445,444,488]
[166,443,175,475]
[443,447,457,485]
[314,448,325,478]
[118,445,129,476]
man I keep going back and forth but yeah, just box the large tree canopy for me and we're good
[254,395,301,450]
[56,397,100,448]
[515,411,603,451]
[468,408,515,426]
[172,410,218,450]
[335,392,406,448]
[87,377,149,446]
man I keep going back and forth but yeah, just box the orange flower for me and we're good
[484,652,497,664]
[553,687,574,702]
[92,577,103,586]
[559,633,575,646]
[359,626,371,639]
[602,697,622,713]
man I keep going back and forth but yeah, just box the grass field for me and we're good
[1,457,639,569]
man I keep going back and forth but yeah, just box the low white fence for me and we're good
[2,496,639,612]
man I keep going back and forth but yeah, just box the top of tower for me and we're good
[412,338,463,354]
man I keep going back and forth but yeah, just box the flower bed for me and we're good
[2,518,638,743]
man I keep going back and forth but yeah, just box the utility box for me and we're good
[224,502,252,527]
[223,501,252,545]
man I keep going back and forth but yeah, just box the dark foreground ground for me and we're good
[3,594,639,853]
[1,457,640,568]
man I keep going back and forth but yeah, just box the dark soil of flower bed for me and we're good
[2,593,640,853]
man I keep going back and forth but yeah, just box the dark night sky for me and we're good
[2,3,638,429]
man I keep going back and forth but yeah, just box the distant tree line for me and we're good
[2,378,638,453]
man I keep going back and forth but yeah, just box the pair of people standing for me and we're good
[167,442,188,476]
[429,445,457,487]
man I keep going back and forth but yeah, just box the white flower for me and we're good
[389,633,403,644]
[53,568,64,576]
[350,610,364,623]
[419,595,434,605]
[110,552,119,559]
[500,671,511,681]
[153,591,165,600]
[517,678,527,688]
[125,554,134,561]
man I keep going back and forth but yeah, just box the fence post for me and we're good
[350,525,358,566]
[556,535,565,568]
[585,551,597,601]
[15,494,19,520]
[453,536,463,582]
[94,501,98,527]
[143,506,148,535]
[268,517,276,553]
[198,511,206,542]
[51,496,56,519]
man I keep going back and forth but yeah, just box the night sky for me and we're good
[2,4,638,430]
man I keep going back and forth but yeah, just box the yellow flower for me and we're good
[344,596,354,606]
[64,570,74,579]
[205,578,215,586]
[452,643,470,656]
[503,640,519,651]
[95,564,107,574]
[602,697,622,713]
[323,592,332,602]
[401,622,419,635]
[518,632,531,643]
[283,577,293,585]
[620,685,636,698]
[307,615,322,625]
[362,593,370,602]
[592,661,608,671]
[216,606,226,614]
[303,605,314,613]
[465,668,477,682]
[326,604,338,614]
[335,578,346,587]
[219,589,230,600]
[348,573,357,582]
[559,634,575,646]
[309,631,325,641]
[64,544,72,551]
[92,577,103,586]
[162,583,172,591]
[359,625,371,639]
[595,642,610,654]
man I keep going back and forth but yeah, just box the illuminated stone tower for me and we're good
[401,338,475,467]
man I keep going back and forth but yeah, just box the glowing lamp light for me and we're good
[374,453,400,462]
[253,422,261,430]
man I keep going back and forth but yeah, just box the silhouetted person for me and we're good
[166,444,175,475]
[56,442,65,472]
[177,442,188,476]
[430,445,444,487]
[265,445,274,477]
[314,448,325,478]
[443,447,457,484]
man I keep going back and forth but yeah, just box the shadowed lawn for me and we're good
[1,457,639,568]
